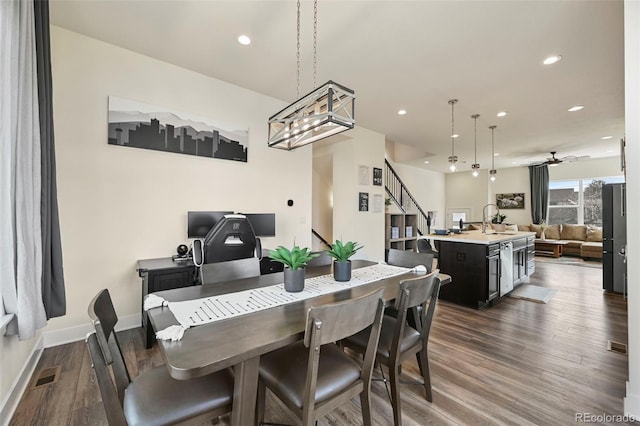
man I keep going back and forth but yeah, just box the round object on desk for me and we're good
[433,229,448,235]
[176,244,189,256]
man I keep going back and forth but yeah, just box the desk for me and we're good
[147,261,450,426]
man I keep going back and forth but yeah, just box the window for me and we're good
[548,176,625,226]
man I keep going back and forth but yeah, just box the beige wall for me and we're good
[312,144,334,250]
[488,167,532,225]
[332,128,386,262]
[548,157,622,180]
[445,169,491,224]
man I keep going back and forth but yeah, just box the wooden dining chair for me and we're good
[256,289,385,426]
[200,256,261,285]
[341,271,441,426]
[86,289,234,426]
[387,248,434,272]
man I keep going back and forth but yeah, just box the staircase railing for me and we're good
[311,229,332,249]
[385,159,431,236]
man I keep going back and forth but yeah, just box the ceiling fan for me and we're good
[530,151,590,167]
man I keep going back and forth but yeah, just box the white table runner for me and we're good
[165,263,411,328]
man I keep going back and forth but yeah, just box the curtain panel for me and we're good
[0,0,63,340]
[35,0,66,318]
[529,165,549,224]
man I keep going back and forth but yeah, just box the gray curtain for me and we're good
[529,165,549,224]
[35,0,66,318]
[0,0,48,339]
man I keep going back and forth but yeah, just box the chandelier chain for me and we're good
[451,101,455,157]
[296,0,301,99]
[313,0,318,89]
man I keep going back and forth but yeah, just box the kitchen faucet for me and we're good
[482,204,500,233]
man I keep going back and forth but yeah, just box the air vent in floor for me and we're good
[30,365,61,389]
[607,340,628,355]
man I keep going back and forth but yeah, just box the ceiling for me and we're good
[50,0,625,174]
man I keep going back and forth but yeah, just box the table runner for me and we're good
[145,263,414,340]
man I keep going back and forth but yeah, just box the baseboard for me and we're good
[625,381,640,419]
[43,313,141,348]
[0,335,44,426]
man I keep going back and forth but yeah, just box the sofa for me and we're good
[517,223,603,260]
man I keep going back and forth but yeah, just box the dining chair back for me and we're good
[387,248,434,272]
[305,250,332,267]
[342,270,441,426]
[416,239,439,259]
[87,289,234,426]
[200,256,261,285]
[257,288,385,426]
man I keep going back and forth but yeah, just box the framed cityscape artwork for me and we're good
[107,96,248,162]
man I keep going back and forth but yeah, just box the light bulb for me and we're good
[472,170,479,177]
[490,175,496,182]
[449,163,457,172]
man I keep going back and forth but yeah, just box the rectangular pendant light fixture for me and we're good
[267,80,355,150]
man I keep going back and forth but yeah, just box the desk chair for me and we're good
[200,257,261,285]
[257,289,385,426]
[341,271,441,426]
[86,289,234,426]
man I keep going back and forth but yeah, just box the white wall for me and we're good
[312,144,333,250]
[47,25,313,333]
[624,0,640,418]
[445,169,490,224]
[332,127,386,262]
[548,157,623,180]
[488,167,532,225]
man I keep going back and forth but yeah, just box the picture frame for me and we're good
[496,193,525,209]
[372,167,382,186]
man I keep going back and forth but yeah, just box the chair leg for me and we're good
[389,364,402,426]
[360,389,373,426]
[256,378,266,425]
[418,349,433,402]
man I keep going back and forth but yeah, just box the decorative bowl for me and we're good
[448,228,462,234]
[433,229,448,235]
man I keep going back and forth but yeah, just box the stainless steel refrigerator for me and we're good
[602,183,627,294]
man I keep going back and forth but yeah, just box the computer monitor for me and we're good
[187,211,233,238]
[244,213,276,237]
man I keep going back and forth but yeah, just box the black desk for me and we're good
[137,257,197,348]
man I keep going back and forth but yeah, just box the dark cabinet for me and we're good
[603,183,627,294]
[137,258,197,348]
[512,237,528,285]
[487,244,500,301]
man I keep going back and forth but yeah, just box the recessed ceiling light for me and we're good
[496,111,508,117]
[607,149,614,153]
[451,134,459,138]
[423,160,430,164]
[398,109,407,115]
[512,161,518,164]
[601,136,613,140]
[543,55,562,65]
[237,35,251,45]
[494,153,500,156]
[568,105,584,112]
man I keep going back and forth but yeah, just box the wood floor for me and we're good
[10,258,629,425]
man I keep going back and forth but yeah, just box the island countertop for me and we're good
[419,229,536,245]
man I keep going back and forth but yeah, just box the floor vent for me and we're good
[30,365,61,390]
[607,340,628,355]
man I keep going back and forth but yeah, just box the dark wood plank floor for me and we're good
[10,258,629,425]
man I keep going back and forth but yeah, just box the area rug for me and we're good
[535,256,602,269]
[509,284,557,304]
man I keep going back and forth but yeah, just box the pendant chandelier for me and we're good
[489,125,497,182]
[471,114,480,177]
[448,99,458,172]
[267,0,355,150]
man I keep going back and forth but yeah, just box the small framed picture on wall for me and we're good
[373,167,382,186]
[359,192,369,211]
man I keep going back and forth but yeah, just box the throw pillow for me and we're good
[530,224,543,238]
[505,224,518,232]
[544,224,561,240]
[561,224,587,241]
[586,226,603,242]
[468,223,481,230]
[517,224,531,232]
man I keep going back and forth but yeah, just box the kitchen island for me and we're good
[421,230,536,308]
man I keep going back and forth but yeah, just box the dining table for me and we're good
[146,260,450,426]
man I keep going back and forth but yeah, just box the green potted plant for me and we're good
[385,197,392,212]
[325,240,363,282]
[491,212,507,232]
[269,244,319,292]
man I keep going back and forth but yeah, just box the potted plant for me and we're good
[325,240,363,282]
[385,197,392,212]
[269,244,319,292]
[491,212,507,232]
